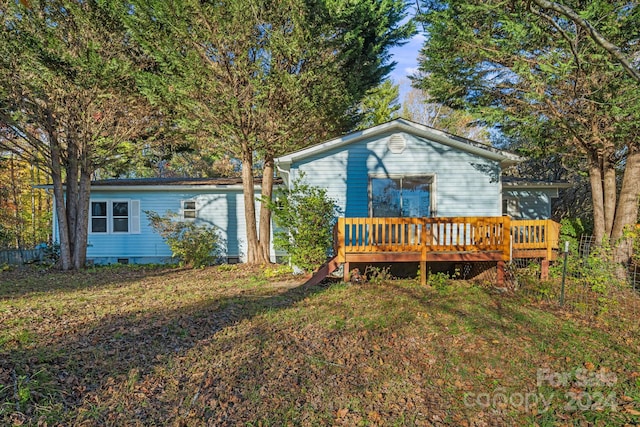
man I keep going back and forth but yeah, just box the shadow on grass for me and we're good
[0,272,330,424]
[0,265,187,300]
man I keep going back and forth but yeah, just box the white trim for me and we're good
[181,199,197,220]
[90,201,108,233]
[36,184,272,191]
[88,184,256,191]
[111,200,130,234]
[503,183,567,192]
[89,199,140,235]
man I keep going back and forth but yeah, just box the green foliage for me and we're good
[428,271,450,291]
[0,0,160,269]
[261,264,294,279]
[145,210,222,268]
[623,225,640,265]
[356,80,401,129]
[267,176,339,273]
[559,218,586,253]
[117,0,413,263]
[364,266,394,285]
[550,226,626,316]
[413,1,640,251]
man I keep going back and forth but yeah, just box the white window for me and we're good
[182,200,196,219]
[91,202,108,233]
[112,201,129,233]
[90,200,140,234]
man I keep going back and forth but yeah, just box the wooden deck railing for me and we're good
[334,217,561,263]
[511,219,560,260]
[335,216,512,262]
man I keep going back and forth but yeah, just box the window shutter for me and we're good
[130,200,141,234]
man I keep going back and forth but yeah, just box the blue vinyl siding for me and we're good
[503,189,555,219]
[289,131,501,218]
[84,188,266,264]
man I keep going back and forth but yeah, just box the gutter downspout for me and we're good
[275,160,304,271]
[274,161,292,192]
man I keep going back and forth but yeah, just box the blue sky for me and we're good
[388,30,426,103]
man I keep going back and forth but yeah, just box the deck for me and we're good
[333,217,560,285]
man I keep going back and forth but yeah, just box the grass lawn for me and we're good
[1,264,639,426]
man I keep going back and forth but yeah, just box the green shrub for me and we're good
[266,174,339,273]
[428,271,450,291]
[623,225,640,265]
[146,210,222,268]
[364,266,393,285]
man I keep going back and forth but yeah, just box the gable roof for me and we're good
[275,118,524,167]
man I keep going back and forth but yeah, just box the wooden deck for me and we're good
[333,217,560,285]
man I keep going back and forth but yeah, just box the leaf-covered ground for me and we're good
[1,264,639,426]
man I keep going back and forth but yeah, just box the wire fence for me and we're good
[513,235,640,320]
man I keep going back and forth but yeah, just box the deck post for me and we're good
[541,259,549,280]
[497,260,505,286]
[343,262,350,282]
[545,220,552,262]
[420,260,427,286]
[336,218,346,263]
[502,216,511,262]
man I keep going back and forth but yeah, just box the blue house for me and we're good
[54,119,565,266]
[274,118,551,219]
[52,177,277,265]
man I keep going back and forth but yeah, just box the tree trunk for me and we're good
[72,170,91,269]
[611,147,640,265]
[589,157,606,243]
[603,157,616,237]
[241,145,261,264]
[66,141,79,260]
[9,154,22,249]
[50,137,72,270]
[258,157,274,263]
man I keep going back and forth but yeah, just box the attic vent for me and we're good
[387,134,406,154]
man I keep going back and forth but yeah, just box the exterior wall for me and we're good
[81,187,270,265]
[503,188,557,220]
[288,131,502,217]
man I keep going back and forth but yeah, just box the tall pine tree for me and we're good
[413,0,640,265]
[119,0,414,263]
[0,0,159,269]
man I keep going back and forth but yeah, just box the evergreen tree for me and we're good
[413,0,640,265]
[357,80,401,130]
[119,0,415,263]
[0,0,159,269]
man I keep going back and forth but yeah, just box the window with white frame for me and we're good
[90,200,140,234]
[182,200,196,219]
[91,202,108,233]
[112,201,129,232]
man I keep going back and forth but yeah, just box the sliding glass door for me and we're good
[370,176,433,218]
